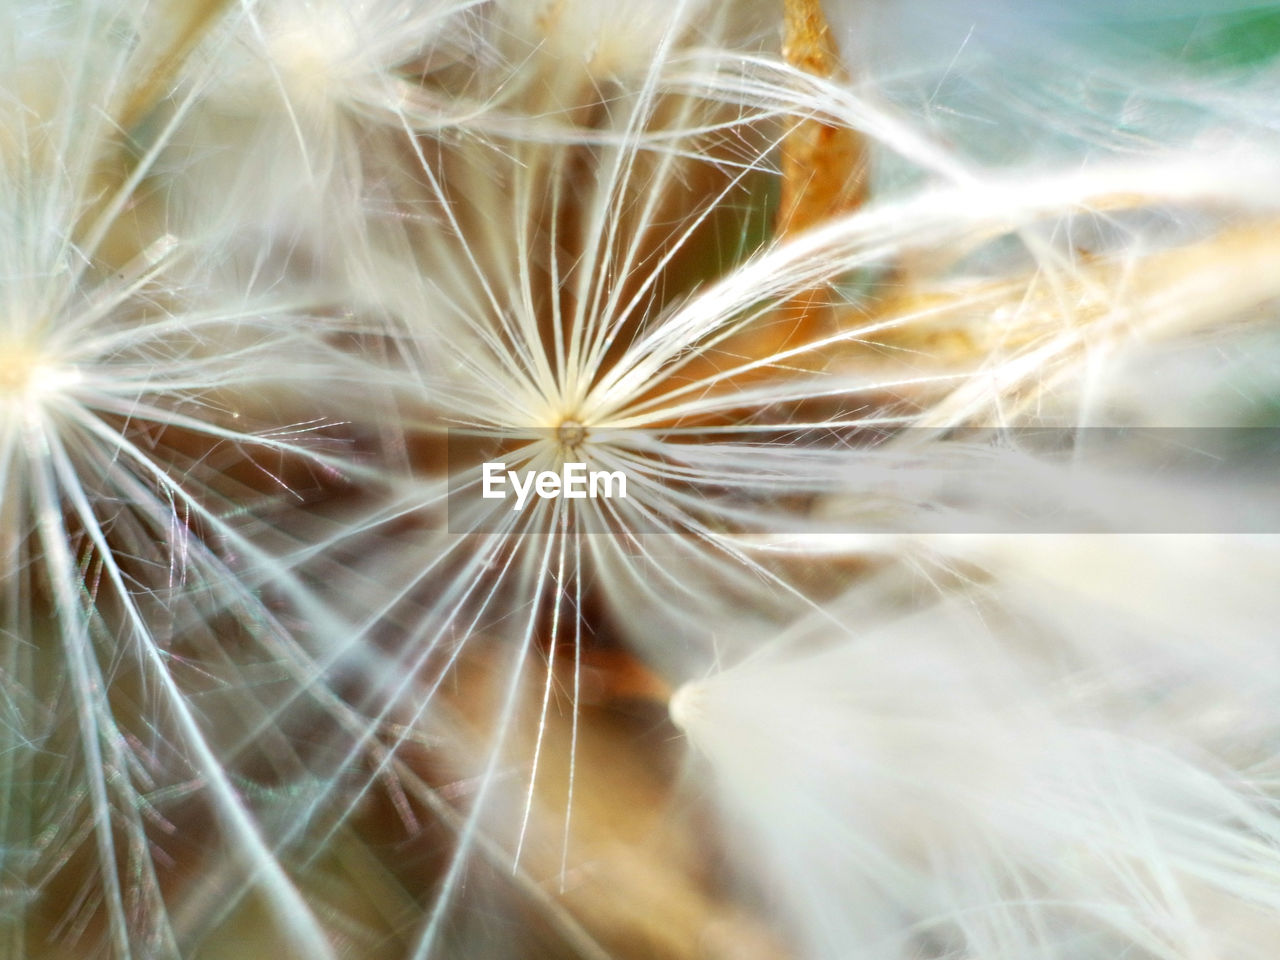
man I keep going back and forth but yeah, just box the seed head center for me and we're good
[0,342,80,408]
[557,419,588,452]
[0,344,40,398]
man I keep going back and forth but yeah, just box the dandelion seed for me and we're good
[0,4,386,954]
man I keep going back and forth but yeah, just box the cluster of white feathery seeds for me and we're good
[3,0,1280,957]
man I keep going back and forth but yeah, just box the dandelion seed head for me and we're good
[204,0,478,123]
[23,0,1271,954]
[269,25,349,96]
[0,338,78,412]
[509,0,713,82]
[254,6,367,113]
[200,5,360,122]
[555,418,588,452]
[667,679,704,735]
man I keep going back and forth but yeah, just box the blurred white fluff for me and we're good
[672,535,1280,960]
